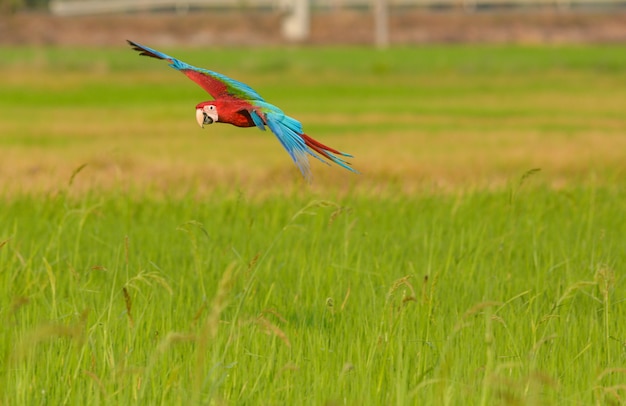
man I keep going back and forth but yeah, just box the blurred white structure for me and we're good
[50,0,626,15]
[50,0,313,41]
[49,0,626,44]
[281,0,310,41]
[374,0,388,48]
[50,0,282,15]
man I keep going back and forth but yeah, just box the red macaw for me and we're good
[127,40,357,181]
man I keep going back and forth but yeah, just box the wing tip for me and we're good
[126,39,143,53]
[126,39,167,61]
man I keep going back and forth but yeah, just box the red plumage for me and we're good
[196,100,257,128]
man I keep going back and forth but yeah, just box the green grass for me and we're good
[0,45,625,404]
[1,45,625,194]
[1,184,624,404]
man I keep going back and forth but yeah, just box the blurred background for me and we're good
[3,0,626,46]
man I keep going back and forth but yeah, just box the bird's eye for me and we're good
[209,106,215,110]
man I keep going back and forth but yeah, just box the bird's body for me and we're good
[127,40,357,181]
[197,99,257,128]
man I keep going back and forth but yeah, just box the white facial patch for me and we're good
[203,105,218,123]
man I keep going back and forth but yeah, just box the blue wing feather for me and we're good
[249,110,267,131]
[264,113,312,181]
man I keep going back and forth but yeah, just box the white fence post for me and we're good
[374,0,389,48]
[281,0,310,42]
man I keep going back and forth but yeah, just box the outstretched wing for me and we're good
[127,40,264,102]
[250,101,357,182]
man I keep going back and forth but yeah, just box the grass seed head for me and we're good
[122,287,134,328]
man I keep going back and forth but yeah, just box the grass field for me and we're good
[0,45,625,404]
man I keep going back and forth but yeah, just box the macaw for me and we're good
[127,40,357,181]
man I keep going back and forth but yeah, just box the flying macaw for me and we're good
[127,40,357,181]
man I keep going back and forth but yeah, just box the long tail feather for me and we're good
[301,134,357,174]
[260,105,357,181]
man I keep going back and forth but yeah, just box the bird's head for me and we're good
[196,103,218,128]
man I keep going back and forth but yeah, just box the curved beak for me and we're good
[196,108,217,128]
[196,108,207,128]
